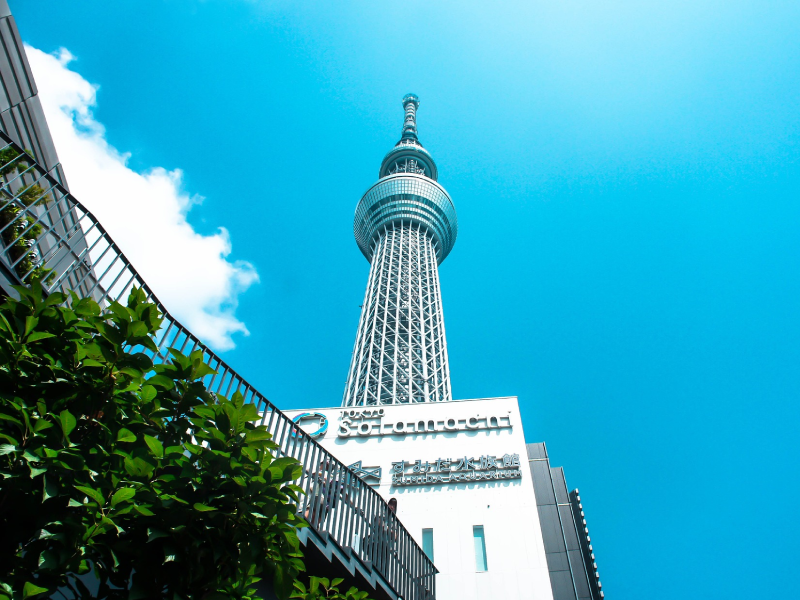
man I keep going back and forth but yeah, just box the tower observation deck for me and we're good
[343,94,457,406]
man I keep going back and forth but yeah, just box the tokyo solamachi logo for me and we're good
[292,412,328,438]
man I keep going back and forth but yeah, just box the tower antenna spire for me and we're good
[400,93,420,143]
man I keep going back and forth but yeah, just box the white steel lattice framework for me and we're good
[343,94,458,406]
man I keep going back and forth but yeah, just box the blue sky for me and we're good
[14,1,800,598]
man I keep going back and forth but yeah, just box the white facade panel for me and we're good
[285,396,554,600]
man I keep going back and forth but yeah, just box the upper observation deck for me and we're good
[354,94,458,264]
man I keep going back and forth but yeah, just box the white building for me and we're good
[285,396,554,600]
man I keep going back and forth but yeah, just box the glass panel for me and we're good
[473,525,488,572]
[422,528,434,562]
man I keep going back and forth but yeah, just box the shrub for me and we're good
[0,285,305,599]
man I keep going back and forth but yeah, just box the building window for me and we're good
[422,528,434,562]
[473,525,488,572]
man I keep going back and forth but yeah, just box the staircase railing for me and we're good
[0,132,436,600]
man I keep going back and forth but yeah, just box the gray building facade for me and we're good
[527,443,604,600]
[0,1,98,298]
[0,0,67,188]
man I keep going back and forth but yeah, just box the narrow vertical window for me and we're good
[473,525,488,572]
[422,528,434,562]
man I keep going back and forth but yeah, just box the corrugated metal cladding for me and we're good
[0,0,68,188]
[527,443,605,600]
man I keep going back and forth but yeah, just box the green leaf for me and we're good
[58,409,76,437]
[168,347,190,365]
[107,301,132,323]
[75,485,105,505]
[26,331,56,343]
[74,298,100,317]
[29,465,46,478]
[0,413,23,426]
[109,548,121,568]
[0,311,11,334]
[283,528,300,551]
[270,456,300,471]
[193,503,216,512]
[0,444,16,455]
[140,384,157,402]
[269,457,303,481]
[331,578,344,588]
[23,316,39,337]
[124,456,155,478]
[0,434,18,447]
[118,366,142,378]
[128,352,154,370]
[147,528,168,542]
[147,374,174,389]
[193,363,217,379]
[37,550,58,570]
[22,582,48,598]
[117,428,136,443]
[129,320,148,337]
[101,516,124,535]
[245,429,272,443]
[143,434,164,458]
[81,358,105,368]
[32,419,53,433]
[43,476,58,501]
[110,488,135,507]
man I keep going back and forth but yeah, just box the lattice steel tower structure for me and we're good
[342,94,457,407]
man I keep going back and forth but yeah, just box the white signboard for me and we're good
[337,408,512,438]
[390,453,522,487]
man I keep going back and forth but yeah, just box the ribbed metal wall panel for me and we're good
[527,443,605,600]
[0,1,68,188]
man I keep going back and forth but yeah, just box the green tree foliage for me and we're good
[0,285,307,599]
[291,577,370,600]
[0,148,55,286]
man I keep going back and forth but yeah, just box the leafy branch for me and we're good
[0,285,306,599]
[291,577,371,600]
[0,148,55,285]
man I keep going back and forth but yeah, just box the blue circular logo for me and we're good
[292,412,328,438]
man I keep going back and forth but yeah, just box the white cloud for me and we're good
[25,45,258,352]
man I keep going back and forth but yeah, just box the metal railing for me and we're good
[0,132,437,600]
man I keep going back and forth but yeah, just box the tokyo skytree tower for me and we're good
[342,94,457,406]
